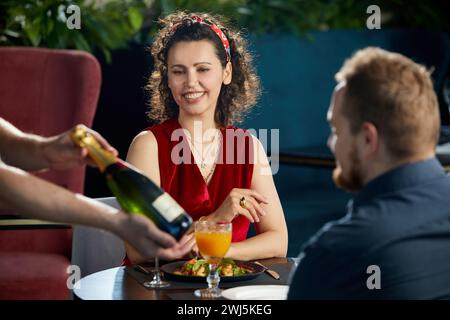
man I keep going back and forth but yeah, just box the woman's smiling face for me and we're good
[167,40,232,119]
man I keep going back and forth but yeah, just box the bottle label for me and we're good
[152,193,185,223]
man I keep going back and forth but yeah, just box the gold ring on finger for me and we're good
[239,196,247,209]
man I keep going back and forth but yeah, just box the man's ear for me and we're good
[360,122,379,158]
[223,61,232,85]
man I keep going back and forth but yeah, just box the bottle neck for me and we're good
[70,125,116,172]
[83,139,117,172]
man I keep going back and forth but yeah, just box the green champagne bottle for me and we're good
[70,125,192,240]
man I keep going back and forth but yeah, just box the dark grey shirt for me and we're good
[288,158,450,299]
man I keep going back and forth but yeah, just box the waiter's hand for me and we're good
[42,125,118,170]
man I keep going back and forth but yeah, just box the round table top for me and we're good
[73,258,295,300]
[74,267,165,300]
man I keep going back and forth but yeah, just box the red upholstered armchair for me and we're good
[0,47,101,299]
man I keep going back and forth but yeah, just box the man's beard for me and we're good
[332,145,364,193]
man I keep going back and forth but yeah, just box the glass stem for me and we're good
[153,257,161,282]
[207,263,220,290]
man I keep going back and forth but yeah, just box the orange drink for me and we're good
[195,230,231,264]
[193,220,232,298]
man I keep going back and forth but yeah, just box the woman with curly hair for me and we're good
[125,11,288,263]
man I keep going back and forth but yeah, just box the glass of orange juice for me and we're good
[194,220,232,298]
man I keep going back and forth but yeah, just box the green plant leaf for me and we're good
[73,32,92,52]
[48,19,55,34]
[128,7,143,32]
[100,46,112,64]
[24,17,42,47]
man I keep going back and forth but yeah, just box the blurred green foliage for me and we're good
[1,0,448,62]
[0,0,147,62]
[141,0,450,36]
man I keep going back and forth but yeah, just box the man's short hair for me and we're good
[335,47,439,159]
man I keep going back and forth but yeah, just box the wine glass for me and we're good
[194,220,232,299]
[143,256,170,288]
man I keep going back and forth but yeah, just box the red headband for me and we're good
[172,15,231,62]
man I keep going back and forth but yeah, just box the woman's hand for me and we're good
[211,188,269,223]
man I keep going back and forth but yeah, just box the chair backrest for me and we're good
[71,197,125,278]
[0,46,101,193]
[0,47,101,259]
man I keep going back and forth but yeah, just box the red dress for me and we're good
[123,118,254,265]
[149,118,254,242]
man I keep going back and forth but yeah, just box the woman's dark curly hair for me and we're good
[146,11,261,127]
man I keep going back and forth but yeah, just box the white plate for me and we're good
[222,285,289,300]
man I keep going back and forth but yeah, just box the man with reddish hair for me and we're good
[288,47,450,299]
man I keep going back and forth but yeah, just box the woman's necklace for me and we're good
[186,129,221,183]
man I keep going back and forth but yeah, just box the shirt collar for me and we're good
[353,157,445,208]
